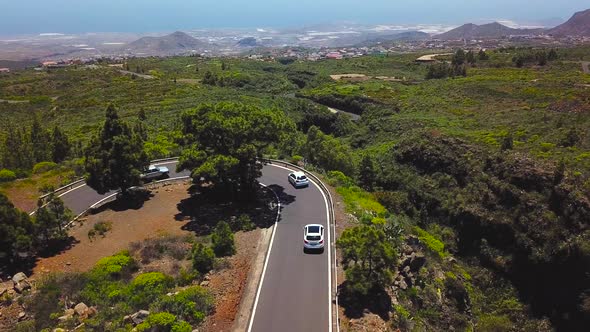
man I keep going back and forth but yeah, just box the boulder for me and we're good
[12,272,27,284]
[58,309,75,321]
[74,302,89,316]
[18,311,26,321]
[126,310,150,325]
[398,278,408,290]
[402,265,411,276]
[13,279,31,293]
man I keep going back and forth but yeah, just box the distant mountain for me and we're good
[549,8,590,36]
[435,22,543,40]
[236,37,258,47]
[124,31,207,55]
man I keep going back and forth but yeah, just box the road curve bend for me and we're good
[251,164,332,332]
[52,160,333,332]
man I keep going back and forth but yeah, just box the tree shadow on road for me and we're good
[337,282,392,321]
[265,184,296,207]
[91,190,154,214]
[175,185,280,236]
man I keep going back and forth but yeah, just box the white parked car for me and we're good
[303,224,324,252]
[141,165,170,181]
[288,171,309,188]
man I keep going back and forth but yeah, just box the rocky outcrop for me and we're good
[124,310,150,326]
[12,272,31,294]
[393,237,427,291]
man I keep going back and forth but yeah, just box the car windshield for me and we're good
[298,175,307,180]
[307,235,321,241]
[308,226,320,233]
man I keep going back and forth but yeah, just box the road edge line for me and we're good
[247,182,281,332]
[266,163,333,332]
[311,177,332,332]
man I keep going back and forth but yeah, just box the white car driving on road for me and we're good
[141,165,170,181]
[288,171,309,188]
[303,224,324,252]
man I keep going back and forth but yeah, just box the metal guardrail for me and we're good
[38,157,181,201]
[262,159,340,332]
[63,176,191,229]
[39,178,85,200]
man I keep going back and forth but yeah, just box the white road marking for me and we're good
[264,163,333,332]
[247,182,281,332]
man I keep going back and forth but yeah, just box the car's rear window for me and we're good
[308,226,320,233]
[298,175,307,180]
[307,235,321,241]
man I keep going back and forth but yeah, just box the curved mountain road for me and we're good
[55,160,334,332]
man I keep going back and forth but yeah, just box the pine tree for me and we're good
[30,115,51,163]
[51,126,70,163]
[359,155,376,191]
[211,221,236,256]
[478,49,489,61]
[84,104,149,194]
[466,50,477,65]
[452,49,466,66]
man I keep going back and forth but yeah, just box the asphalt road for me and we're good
[59,160,188,215]
[55,160,332,331]
[252,164,330,332]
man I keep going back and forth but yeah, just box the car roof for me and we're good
[305,224,323,229]
[292,171,306,177]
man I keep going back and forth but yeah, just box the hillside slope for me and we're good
[124,31,207,55]
[436,22,542,40]
[549,8,590,36]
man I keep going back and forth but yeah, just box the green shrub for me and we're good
[88,221,112,240]
[171,320,192,332]
[236,214,255,231]
[290,155,304,164]
[130,272,174,307]
[15,320,36,332]
[176,268,200,286]
[337,186,387,216]
[192,243,215,273]
[477,314,512,332]
[94,251,136,277]
[327,170,355,188]
[211,221,236,257]
[136,312,177,331]
[152,286,213,323]
[0,169,16,182]
[414,227,447,258]
[32,161,58,174]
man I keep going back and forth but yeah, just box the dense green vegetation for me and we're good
[0,192,71,268]
[84,104,148,194]
[25,249,212,331]
[1,45,590,330]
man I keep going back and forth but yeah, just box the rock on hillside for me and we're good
[549,8,590,36]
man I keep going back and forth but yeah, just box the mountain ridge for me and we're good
[549,8,590,36]
[124,31,208,55]
[435,22,543,40]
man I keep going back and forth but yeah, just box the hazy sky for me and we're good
[0,0,588,34]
